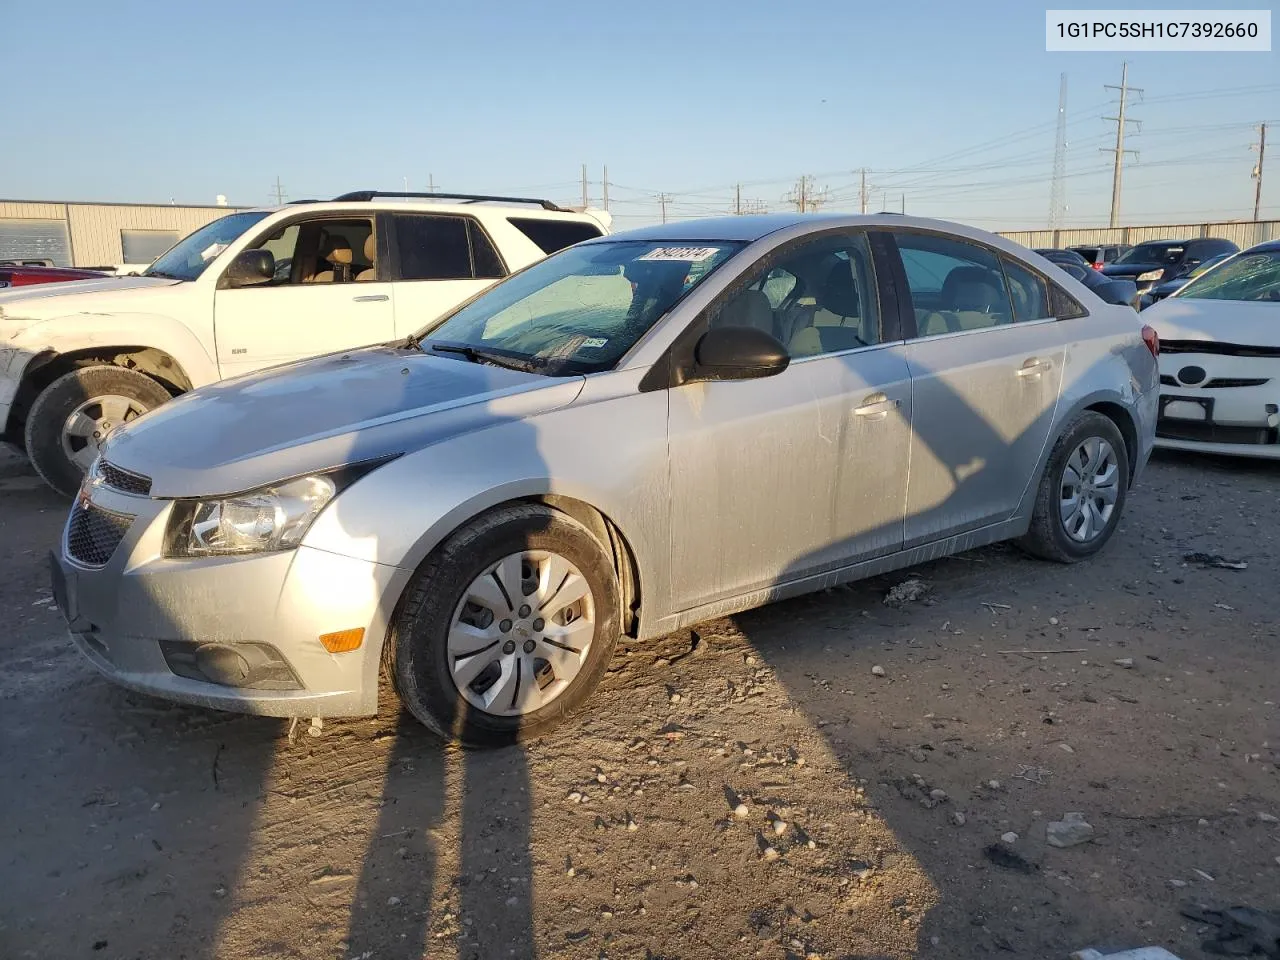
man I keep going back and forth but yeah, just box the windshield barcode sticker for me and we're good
[637,246,721,262]
[580,337,608,348]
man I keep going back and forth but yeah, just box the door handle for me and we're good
[352,294,389,303]
[1016,357,1052,379]
[853,393,900,421]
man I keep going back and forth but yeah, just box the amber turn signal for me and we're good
[318,628,364,653]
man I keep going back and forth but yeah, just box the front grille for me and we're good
[65,501,134,566]
[1204,377,1270,389]
[1160,375,1177,386]
[1157,420,1278,446]
[1161,339,1280,358]
[98,460,152,496]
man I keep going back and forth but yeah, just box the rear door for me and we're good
[387,214,507,337]
[886,230,1068,547]
[213,214,395,378]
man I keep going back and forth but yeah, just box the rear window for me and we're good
[507,217,603,254]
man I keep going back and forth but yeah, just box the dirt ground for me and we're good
[1,444,1277,960]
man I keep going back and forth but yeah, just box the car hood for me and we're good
[1145,298,1280,348]
[100,345,586,498]
[0,274,179,312]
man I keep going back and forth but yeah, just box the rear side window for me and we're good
[393,215,508,281]
[507,217,602,254]
[893,232,1014,336]
[1000,257,1051,321]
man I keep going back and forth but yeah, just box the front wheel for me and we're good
[1019,411,1130,563]
[24,366,173,497]
[387,504,621,746]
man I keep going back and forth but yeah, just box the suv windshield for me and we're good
[143,212,270,281]
[416,239,744,374]
[1177,250,1280,302]
[1116,242,1183,266]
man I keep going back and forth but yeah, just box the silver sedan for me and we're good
[51,214,1159,745]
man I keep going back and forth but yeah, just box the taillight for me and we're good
[1091,262,1104,270]
[1141,324,1159,357]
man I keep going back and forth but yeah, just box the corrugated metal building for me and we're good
[999,219,1280,250]
[0,200,249,269]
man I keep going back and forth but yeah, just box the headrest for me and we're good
[818,260,861,317]
[719,289,774,333]
[364,234,376,261]
[323,237,352,265]
[942,266,1001,308]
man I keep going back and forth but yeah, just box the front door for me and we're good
[213,215,395,378]
[666,231,912,611]
[888,230,1066,546]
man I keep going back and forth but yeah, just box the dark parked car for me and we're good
[0,264,107,289]
[1069,244,1129,270]
[1102,238,1239,297]
[1035,251,1139,308]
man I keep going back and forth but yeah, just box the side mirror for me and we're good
[691,326,790,382]
[1097,278,1139,308]
[220,249,275,288]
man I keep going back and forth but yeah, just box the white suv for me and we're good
[0,191,610,495]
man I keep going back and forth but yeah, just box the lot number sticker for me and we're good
[637,246,722,262]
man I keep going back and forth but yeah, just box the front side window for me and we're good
[1001,257,1051,321]
[709,232,880,358]
[417,239,743,374]
[1177,250,1280,302]
[894,232,1014,336]
[144,211,269,281]
[241,218,375,285]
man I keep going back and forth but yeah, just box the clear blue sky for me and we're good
[3,0,1277,230]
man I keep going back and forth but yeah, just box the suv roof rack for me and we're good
[332,190,570,212]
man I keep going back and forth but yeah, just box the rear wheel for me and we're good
[24,366,172,497]
[1019,411,1129,563]
[387,504,621,746]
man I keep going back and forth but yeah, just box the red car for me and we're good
[0,263,108,288]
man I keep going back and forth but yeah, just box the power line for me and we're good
[1102,62,1142,227]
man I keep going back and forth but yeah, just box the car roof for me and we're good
[1245,238,1280,253]
[589,212,1003,245]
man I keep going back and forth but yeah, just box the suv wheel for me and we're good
[387,504,621,746]
[24,366,172,497]
[1019,411,1129,563]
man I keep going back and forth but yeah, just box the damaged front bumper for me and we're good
[1155,342,1280,458]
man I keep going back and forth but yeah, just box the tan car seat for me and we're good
[355,234,376,282]
[788,260,871,357]
[919,266,1008,335]
[307,236,353,283]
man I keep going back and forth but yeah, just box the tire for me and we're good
[387,503,621,747]
[24,365,173,498]
[1019,411,1130,563]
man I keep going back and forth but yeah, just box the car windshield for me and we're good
[415,239,744,374]
[1177,250,1280,302]
[1185,254,1231,280]
[1115,242,1182,265]
[142,212,270,281]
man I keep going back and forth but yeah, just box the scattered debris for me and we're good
[762,846,780,861]
[1001,832,1019,844]
[1259,812,1279,824]
[1014,765,1052,784]
[1194,869,1216,882]
[1183,552,1248,571]
[871,665,886,678]
[950,811,967,827]
[982,602,1012,614]
[1071,948,1185,960]
[998,648,1088,656]
[733,803,750,819]
[984,843,1034,873]
[884,578,930,607]
[1113,658,1134,668]
[1047,812,1094,848]
[1179,901,1280,958]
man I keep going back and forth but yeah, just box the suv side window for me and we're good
[244,217,375,285]
[1000,257,1051,322]
[893,232,1014,336]
[710,232,880,358]
[393,215,507,281]
[508,217,603,254]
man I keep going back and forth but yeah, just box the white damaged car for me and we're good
[1147,239,1280,458]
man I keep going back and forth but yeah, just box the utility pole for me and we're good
[602,165,609,212]
[427,173,436,193]
[581,164,589,210]
[270,175,287,205]
[1252,122,1267,221]
[1049,72,1068,229]
[859,168,868,214]
[735,183,742,215]
[901,193,905,214]
[1102,62,1142,228]
[657,193,671,224]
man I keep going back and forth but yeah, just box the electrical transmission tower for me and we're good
[270,176,287,205]
[1101,63,1141,228]
[1048,73,1068,229]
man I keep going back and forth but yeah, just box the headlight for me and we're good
[163,458,396,558]
[1137,269,1164,282]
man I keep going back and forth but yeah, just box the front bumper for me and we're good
[1155,353,1280,458]
[52,482,411,717]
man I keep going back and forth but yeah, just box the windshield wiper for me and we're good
[428,342,546,373]
[143,269,185,280]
